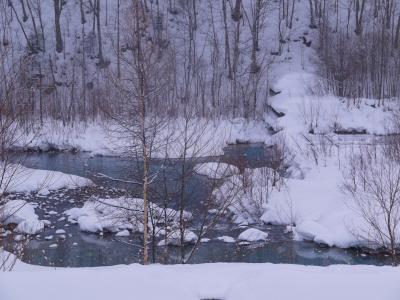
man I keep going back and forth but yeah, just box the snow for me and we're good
[1,255,400,300]
[115,230,130,237]
[2,164,92,194]
[13,235,23,242]
[216,236,236,243]
[0,165,91,235]
[238,228,269,242]
[194,162,239,179]
[38,189,50,196]
[1,200,44,235]
[75,215,103,233]
[157,230,198,246]
[55,229,66,234]
[18,118,271,159]
[260,155,366,249]
[65,197,192,235]
[65,198,130,233]
[269,72,395,140]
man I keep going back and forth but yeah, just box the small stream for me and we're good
[2,144,396,267]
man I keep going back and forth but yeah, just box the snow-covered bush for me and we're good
[214,167,282,225]
[343,144,400,256]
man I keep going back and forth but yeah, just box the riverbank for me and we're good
[2,255,399,300]
[14,118,272,158]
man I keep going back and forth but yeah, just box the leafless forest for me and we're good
[0,0,399,126]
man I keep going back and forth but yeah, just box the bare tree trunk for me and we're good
[232,18,241,116]
[95,0,105,66]
[36,0,46,51]
[355,0,366,36]
[117,0,121,78]
[232,0,242,22]
[135,0,149,265]
[26,0,39,50]
[222,0,232,79]
[19,0,28,22]
[309,0,317,29]
[53,0,63,53]
[79,0,86,24]
[394,14,400,49]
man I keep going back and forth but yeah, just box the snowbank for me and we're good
[157,230,198,246]
[1,259,400,300]
[270,72,394,138]
[216,236,236,243]
[3,164,92,194]
[0,166,92,234]
[115,229,130,237]
[1,200,44,235]
[1,165,89,235]
[238,228,268,242]
[253,71,399,250]
[261,156,366,248]
[18,118,271,158]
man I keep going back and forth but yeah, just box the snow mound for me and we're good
[216,236,236,243]
[238,228,268,242]
[115,230,130,237]
[65,197,192,235]
[1,200,44,234]
[157,230,198,246]
[2,165,92,193]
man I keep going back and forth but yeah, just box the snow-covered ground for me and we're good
[261,155,359,248]
[1,255,399,300]
[270,72,396,138]
[4,164,92,194]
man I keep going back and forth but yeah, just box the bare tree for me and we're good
[343,143,400,260]
[105,0,172,265]
[0,42,43,269]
